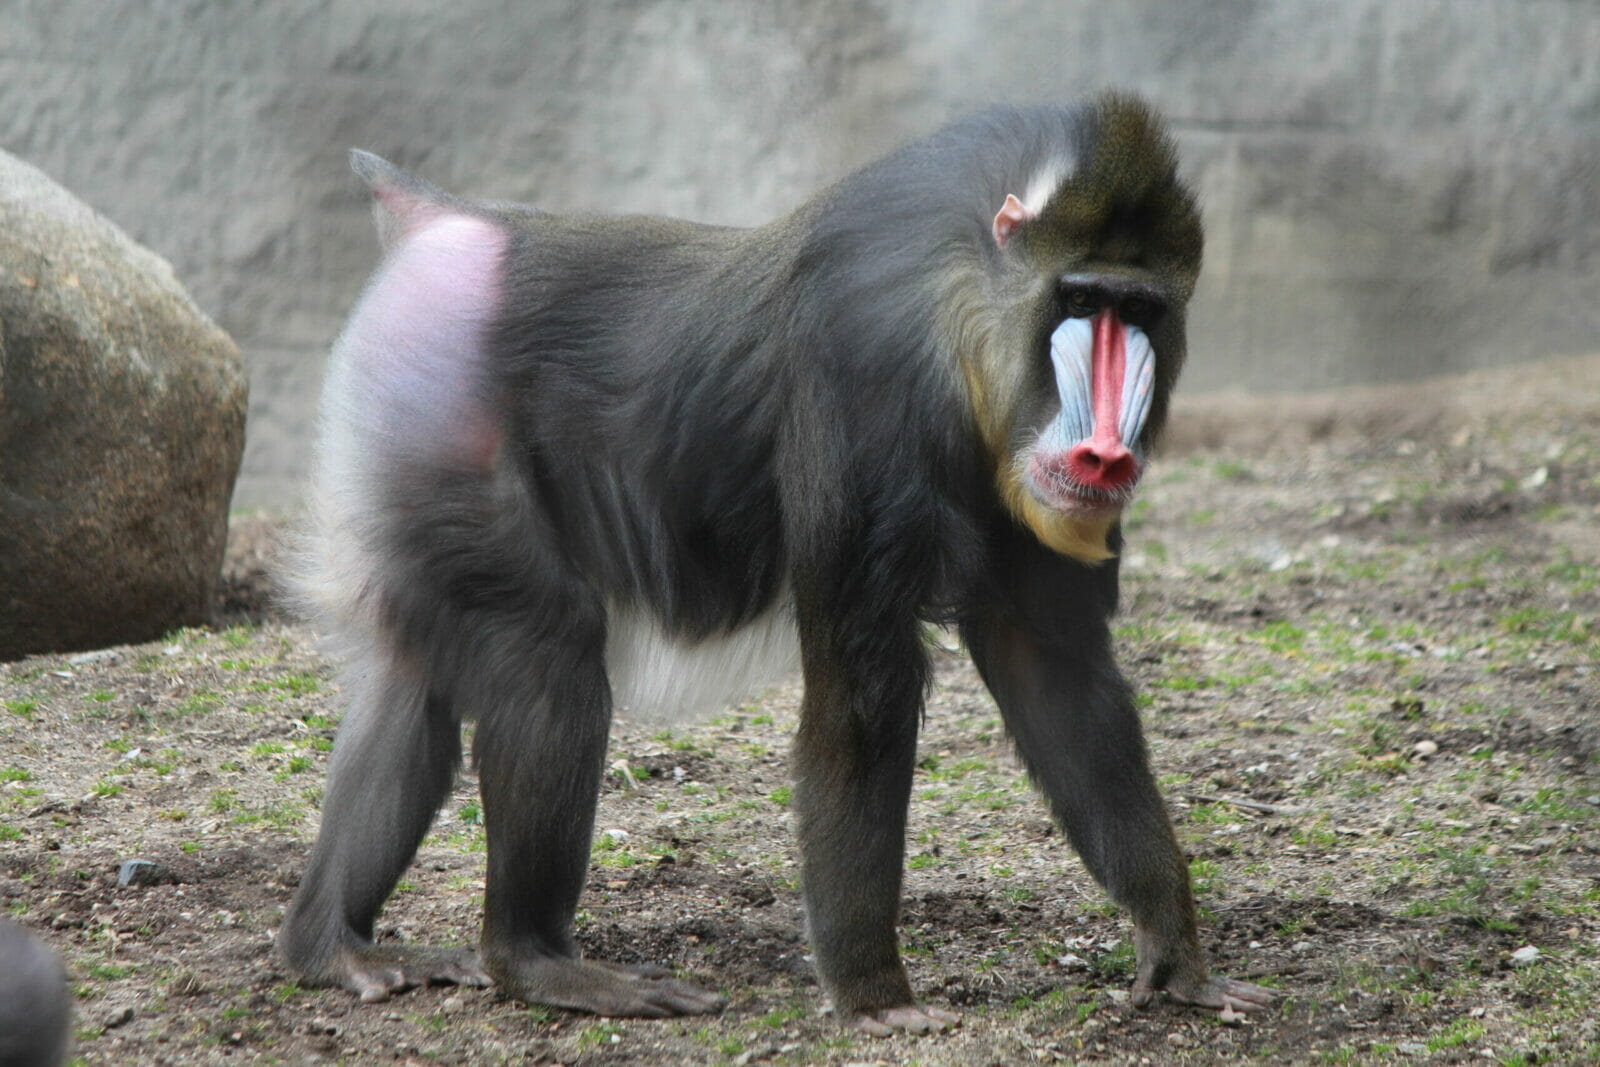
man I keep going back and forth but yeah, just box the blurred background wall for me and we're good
[1,0,1596,508]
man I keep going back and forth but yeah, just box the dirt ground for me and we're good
[3,355,1597,1066]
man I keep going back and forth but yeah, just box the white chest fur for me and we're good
[605,601,801,721]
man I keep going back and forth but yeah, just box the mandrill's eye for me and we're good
[1120,295,1164,327]
[1060,285,1103,319]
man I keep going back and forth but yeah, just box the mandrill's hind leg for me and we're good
[279,596,724,1018]
[277,646,488,1002]
[278,206,508,1002]
[466,605,725,1018]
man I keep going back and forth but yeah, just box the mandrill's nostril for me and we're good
[1067,440,1137,490]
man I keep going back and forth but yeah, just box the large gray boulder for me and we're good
[0,150,246,660]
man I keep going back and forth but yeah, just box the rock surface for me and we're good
[2,2,1595,508]
[0,149,246,660]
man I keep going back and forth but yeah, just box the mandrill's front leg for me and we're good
[790,612,961,1036]
[961,538,1275,1017]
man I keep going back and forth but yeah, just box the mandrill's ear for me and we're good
[991,193,1035,249]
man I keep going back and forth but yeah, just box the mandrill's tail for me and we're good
[348,149,468,251]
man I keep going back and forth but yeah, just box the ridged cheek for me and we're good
[1048,317,1096,444]
[1118,326,1156,447]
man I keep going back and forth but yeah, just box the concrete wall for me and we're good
[2,0,1595,508]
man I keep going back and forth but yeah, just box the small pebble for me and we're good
[117,858,177,887]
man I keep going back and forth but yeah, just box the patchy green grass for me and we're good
[3,393,1599,1064]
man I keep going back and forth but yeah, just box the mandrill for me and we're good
[278,93,1275,1034]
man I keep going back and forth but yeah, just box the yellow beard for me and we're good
[1001,464,1117,563]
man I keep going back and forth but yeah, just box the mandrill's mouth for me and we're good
[1026,451,1139,519]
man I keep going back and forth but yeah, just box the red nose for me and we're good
[1066,439,1138,491]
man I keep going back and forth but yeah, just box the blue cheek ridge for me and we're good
[1119,326,1156,447]
[1048,317,1096,444]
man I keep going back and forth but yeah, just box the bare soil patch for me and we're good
[3,356,1597,1065]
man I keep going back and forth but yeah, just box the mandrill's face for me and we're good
[981,147,1201,565]
[1025,305,1156,519]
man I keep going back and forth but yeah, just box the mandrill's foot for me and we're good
[852,1004,961,1037]
[330,943,492,1004]
[1134,969,1277,1015]
[490,954,726,1018]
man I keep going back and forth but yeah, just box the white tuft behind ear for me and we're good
[1022,158,1071,216]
